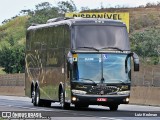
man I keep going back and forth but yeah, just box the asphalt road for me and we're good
[0,95,160,120]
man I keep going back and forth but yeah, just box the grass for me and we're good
[0,16,28,48]
[0,67,6,74]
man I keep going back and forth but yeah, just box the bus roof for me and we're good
[27,18,126,31]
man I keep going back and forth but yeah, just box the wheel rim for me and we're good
[36,91,40,105]
[32,91,35,103]
[60,92,64,107]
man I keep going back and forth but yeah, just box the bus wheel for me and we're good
[32,90,35,104]
[109,104,118,111]
[60,90,70,109]
[34,87,43,106]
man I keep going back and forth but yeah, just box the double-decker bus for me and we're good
[25,18,139,111]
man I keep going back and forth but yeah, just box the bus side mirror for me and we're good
[67,61,73,78]
[132,52,139,71]
[69,63,73,71]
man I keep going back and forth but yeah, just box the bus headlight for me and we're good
[72,89,87,95]
[126,98,129,102]
[117,91,130,95]
[72,97,77,101]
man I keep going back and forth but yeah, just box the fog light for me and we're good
[72,97,77,101]
[126,98,129,102]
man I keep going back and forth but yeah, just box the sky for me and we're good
[0,0,160,25]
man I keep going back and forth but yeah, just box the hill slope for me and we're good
[0,16,28,49]
[84,7,160,33]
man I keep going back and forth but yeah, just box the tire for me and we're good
[34,87,43,106]
[60,90,70,109]
[31,90,35,104]
[109,104,118,111]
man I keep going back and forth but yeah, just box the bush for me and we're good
[0,45,25,73]
[130,28,160,65]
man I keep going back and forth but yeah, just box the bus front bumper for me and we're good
[71,94,130,105]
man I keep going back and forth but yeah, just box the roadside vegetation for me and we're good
[0,0,76,74]
[0,16,27,73]
[0,1,159,74]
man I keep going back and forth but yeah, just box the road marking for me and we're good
[0,98,30,102]
[0,104,101,117]
[100,117,123,120]
[0,104,53,111]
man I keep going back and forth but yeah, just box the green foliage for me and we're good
[0,67,6,74]
[0,16,28,45]
[20,1,77,27]
[9,35,15,46]
[0,45,25,73]
[130,28,160,64]
[0,16,27,74]
[58,0,77,14]
[26,4,59,25]
[0,1,77,74]
[150,56,159,65]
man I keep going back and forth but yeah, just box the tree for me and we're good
[20,2,59,26]
[20,1,77,27]
[58,0,77,14]
[0,45,25,73]
[130,28,160,64]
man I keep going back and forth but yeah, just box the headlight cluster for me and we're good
[117,91,130,95]
[72,89,87,95]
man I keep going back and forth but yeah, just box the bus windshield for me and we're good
[73,25,130,51]
[73,54,101,83]
[103,54,131,83]
[72,54,131,84]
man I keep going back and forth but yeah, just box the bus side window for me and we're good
[64,25,70,48]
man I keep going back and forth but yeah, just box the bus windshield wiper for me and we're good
[119,80,130,84]
[78,78,97,85]
[99,47,123,52]
[78,47,99,51]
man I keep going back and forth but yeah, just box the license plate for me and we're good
[97,98,107,102]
